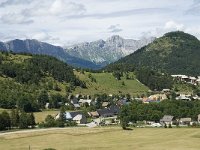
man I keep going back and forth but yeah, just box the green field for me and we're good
[74,71,149,96]
[34,110,59,123]
[0,127,200,150]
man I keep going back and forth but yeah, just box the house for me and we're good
[79,99,92,106]
[102,102,109,108]
[162,89,171,93]
[71,98,80,109]
[97,105,120,118]
[171,75,198,85]
[176,94,191,101]
[97,108,114,117]
[148,94,168,101]
[73,114,87,124]
[198,114,200,123]
[71,98,79,105]
[179,118,192,125]
[160,115,174,126]
[88,111,99,118]
[55,111,87,124]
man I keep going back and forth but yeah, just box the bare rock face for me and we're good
[66,35,155,65]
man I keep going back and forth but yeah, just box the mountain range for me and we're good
[66,35,155,65]
[0,35,154,69]
[0,39,101,69]
[107,31,200,76]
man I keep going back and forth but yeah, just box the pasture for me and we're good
[0,127,200,150]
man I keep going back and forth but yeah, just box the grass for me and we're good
[74,71,149,96]
[0,109,59,123]
[33,110,59,123]
[0,127,200,150]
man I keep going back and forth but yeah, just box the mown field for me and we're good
[0,127,200,150]
[74,71,149,96]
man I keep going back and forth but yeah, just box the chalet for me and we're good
[171,75,198,85]
[176,94,191,101]
[79,99,92,106]
[148,94,168,101]
[71,98,79,105]
[102,102,109,108]
[71,98,80,108]
[96,105,120,118]
[179,118,192,125]
[97,108,114,117]
[73,114,87,124]
[160,115,174,126]
[55,111,87,124]
[88,111,99,118]
[162,89,171,93]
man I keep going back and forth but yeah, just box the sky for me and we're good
[0,0,200,46]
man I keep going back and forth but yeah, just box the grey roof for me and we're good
[70,111,84,118]
[160,115,174,122]
[71,98,79,104]
[73,103,80,108]
[109,105,120,114]
[97,105,120,117]
[97,108,114,117]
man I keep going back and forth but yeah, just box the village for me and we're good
[50,88,200,128]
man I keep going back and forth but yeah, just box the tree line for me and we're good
[119,99,200,129]
[0,109,35,131]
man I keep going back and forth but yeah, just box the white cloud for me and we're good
[50,1,86,16]
[0,0,199,45]
[164,21,184,31]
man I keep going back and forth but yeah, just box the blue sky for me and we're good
[0,0,200,46]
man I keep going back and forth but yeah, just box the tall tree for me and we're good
[28,112,36,128]
[19,112,29,129]
[10,109,20,128]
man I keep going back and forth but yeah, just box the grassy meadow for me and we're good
[0,127,200,150]
[74,71,149,96]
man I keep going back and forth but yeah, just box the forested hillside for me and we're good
[107,31,200,76]
[0,52,86,111]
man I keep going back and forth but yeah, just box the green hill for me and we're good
[73,71,149,96]
[0,51,86,111]
[0,51,149,111]
[107,31,200,76]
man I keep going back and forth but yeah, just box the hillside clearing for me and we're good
[74,71,149,96]
[0,127,200,150]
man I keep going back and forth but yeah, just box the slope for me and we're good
[73,71,149,96]
[108,31,200,76]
